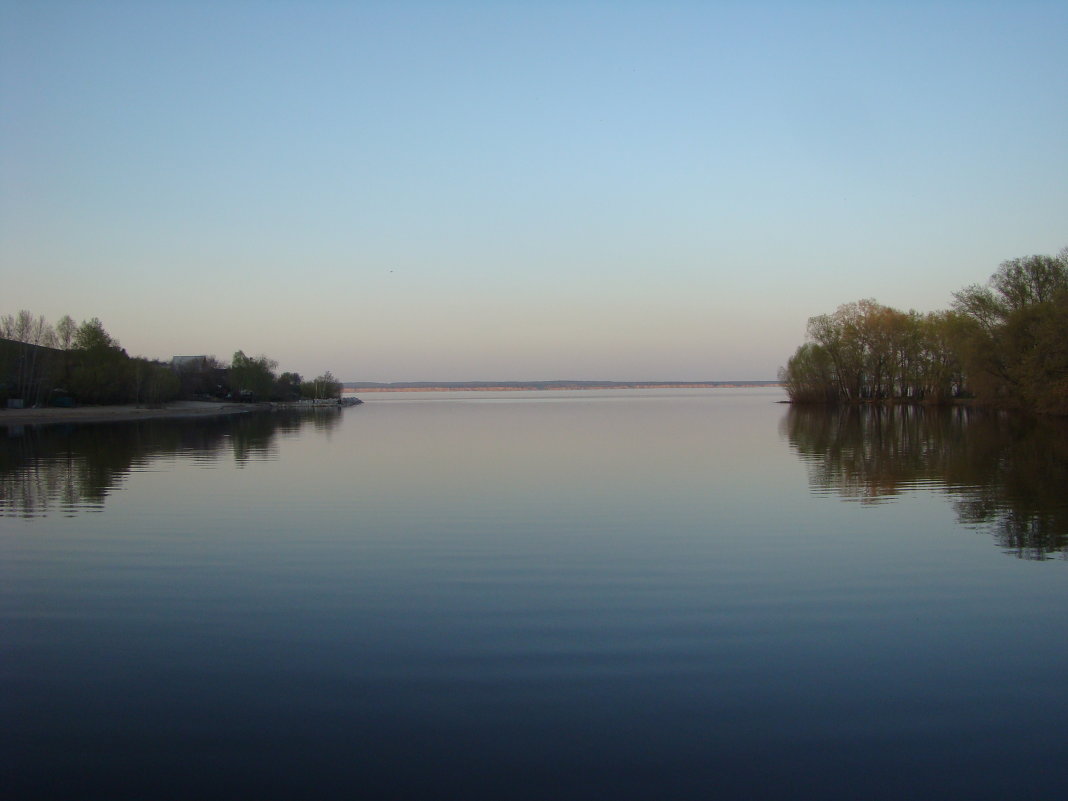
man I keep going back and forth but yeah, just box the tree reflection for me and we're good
[0,409,344,517]
[783,405,1068,559]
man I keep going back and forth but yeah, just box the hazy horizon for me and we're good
[3,1,1066,381]
[341,377,781,385]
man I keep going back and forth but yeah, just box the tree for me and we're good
[0,310,59,403]
[69,317,131,404]
[999,293,1068,414]
[779,343,837,403]
[56,315,77,350]
[953,251,1068,330]
[783,301,968,404]
[782,246,1067,413]
[916,311,970,402]
[952,249,1068,408]
[74,318,119,351]
[276,371,304,401]
[230,351,278,400]
[0,310,34,342]
[131,357,181,406]
[301,371,342,400]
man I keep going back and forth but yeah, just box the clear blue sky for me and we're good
[2,1,1066,381]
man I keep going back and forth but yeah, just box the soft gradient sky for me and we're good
[2,1,1066,381]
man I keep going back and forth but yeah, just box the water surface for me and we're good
[2,389,1066,799]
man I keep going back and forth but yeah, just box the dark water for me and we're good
[2,389,1067,800]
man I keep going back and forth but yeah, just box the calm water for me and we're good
[2,389,1067,800]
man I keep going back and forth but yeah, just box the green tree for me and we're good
[131,358,181,406]
[999,293,1068,414]
[952,248,1068,408]
[74,317,119,351]
[276,371,304,401]
[71,353,133,404]
[230,351,278,400]
[916,311,970,402]
[301,370,342,400]
[779,343,836,403]
[782,247,1067,413]
[782,301,967,404]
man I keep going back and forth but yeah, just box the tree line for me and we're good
[779,247,1068,414]
[0,313,342,408]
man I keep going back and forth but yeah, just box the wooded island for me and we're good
[780,247,1068,414]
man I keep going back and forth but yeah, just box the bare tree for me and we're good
[56,315,76,350]
[1,310,58,403]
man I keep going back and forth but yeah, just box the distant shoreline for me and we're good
[1,385,783,426]
[345,381,781,393]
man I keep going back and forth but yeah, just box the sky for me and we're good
[2,0,1066,381]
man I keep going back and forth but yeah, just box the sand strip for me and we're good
[0,401,261,427]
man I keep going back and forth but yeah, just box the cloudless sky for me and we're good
[2,0,1066,380]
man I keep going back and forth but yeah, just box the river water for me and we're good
[2,388,1067,799]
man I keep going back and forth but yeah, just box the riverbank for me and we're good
[0,400,262,427]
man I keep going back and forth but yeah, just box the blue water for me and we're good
[2,389,1067,799]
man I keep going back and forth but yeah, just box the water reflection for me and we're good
[783,404,1068,559]
[0,409,343,518]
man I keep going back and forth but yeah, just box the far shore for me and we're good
[1,384,780,426]
[0,400,264,427]
[345,382,781,392]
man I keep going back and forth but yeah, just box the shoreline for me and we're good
[0,400,263,427]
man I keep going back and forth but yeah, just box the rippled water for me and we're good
[2,389,1067,800]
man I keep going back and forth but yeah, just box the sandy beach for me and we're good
[0,400,261,427]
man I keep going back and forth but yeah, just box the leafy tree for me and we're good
[68,347,131,404]
[276,371,304,401]
[131,358,181,406]
[998,293,1068,414]
[952,248,1068,408]
[782,246,1067,414]
[68,317,132,404]
[230,351,278,400]
[779,343,836,403]
[301,371,342,400]
[917,311,971,402]
[783,301,973,404]
[74,317,119,351]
